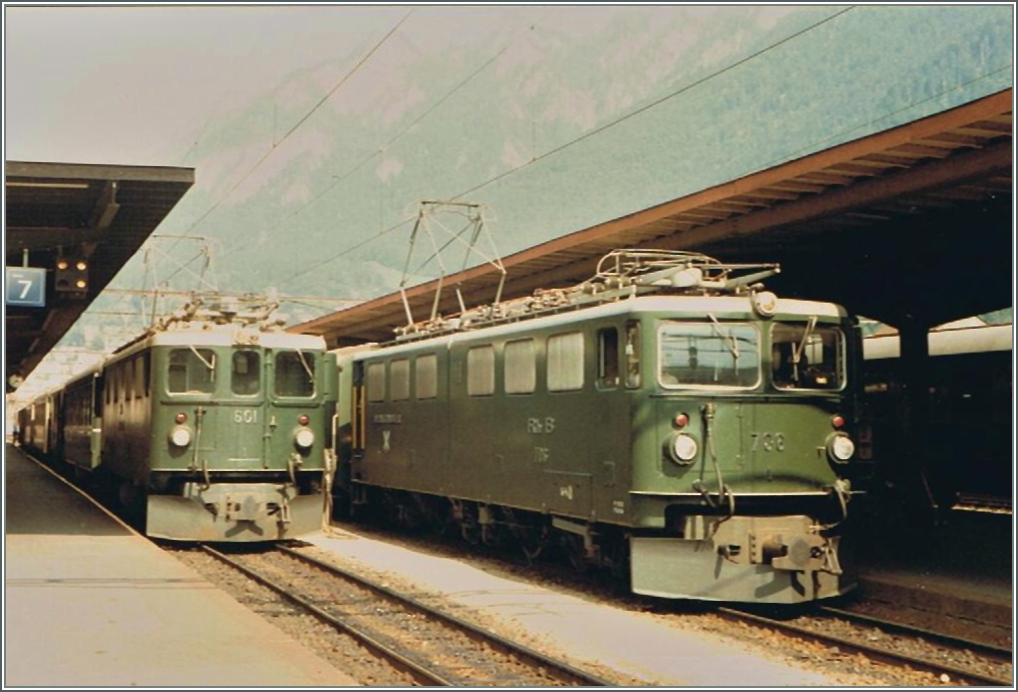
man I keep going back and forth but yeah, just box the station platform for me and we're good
[848,496,1013,638]
[3,444,358,688]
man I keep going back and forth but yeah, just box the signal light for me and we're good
[674,412,689,428]
[175,412,188,424]
[831,414,845,429]
[55,256,89,295]
[298,414,310,426]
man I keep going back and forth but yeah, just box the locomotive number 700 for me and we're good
[233,409,258,424]
[751,432,785,452]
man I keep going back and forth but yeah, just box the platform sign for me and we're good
[6,267,47,308]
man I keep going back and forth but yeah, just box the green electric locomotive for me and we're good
[20,294,333,542]
[331,250,866,603]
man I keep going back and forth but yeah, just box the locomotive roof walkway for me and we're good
[3,444,358,688]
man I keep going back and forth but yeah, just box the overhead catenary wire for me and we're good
[223,37,520,260]
[275,6,857,289]
[159,9,415,281]
[277,6,1008,295]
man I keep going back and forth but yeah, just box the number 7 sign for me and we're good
[5,267,47,307]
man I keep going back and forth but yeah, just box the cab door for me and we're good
[222,348,266,469]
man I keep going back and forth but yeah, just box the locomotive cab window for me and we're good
[625,321,641,389]
[597,328,619,389]
[275,350,316,397]
[168,348,216,394]
[658,321,760,389]
[231,350,261,396]
[771,320,844,390]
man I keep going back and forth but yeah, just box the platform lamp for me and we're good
[55,254,90,296]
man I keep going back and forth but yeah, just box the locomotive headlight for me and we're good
[827,433,855,463]
[169,425,192,447]
[752,291,779,317]
[294,427,315,449]
[669,433,699,464]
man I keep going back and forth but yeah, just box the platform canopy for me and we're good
[5,161,195,393]
[294,89,1012,348]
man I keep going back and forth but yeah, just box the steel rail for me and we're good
[718,606,1012,687]
[199,544,453,686]
[277,543,614,687]
[818,605,1012,660]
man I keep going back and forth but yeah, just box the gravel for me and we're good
[168,522,1012,687]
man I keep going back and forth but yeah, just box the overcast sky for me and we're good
[5,5,429,164]
[3,4,637,166]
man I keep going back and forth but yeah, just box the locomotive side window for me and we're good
[658,322,760,388]
[390,359,410,401]
[231,350,261,396]
[275,350,316,397]
[415,354,438,400]
[467,345,495,396]
[366,362,386,402]
[548,332,584,392]
[505,339,536,394]
[597,328,619,388]
[168,348,216,394]
[771,321,844,390]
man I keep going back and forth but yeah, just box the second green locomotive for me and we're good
[330,250,866,604]
[19,293,333,542]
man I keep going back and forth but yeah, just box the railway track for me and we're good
[719,605,1013,686]
[195,543,614,687]
[952,493,1013,516]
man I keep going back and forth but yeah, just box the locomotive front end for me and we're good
[142,306,330,542]
[628,292,862,603]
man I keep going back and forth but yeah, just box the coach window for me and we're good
[231,351,261,396]
[168,348,216,394]
[416,354,437,400]
[597,328,619,388]
[275,351,316,397]
[135,357,146,399]
[467,345,495,396]
[390,359,410,401]
[142,352,151,397]
[548,332,584,392]
[505,339,536,394]
[129,358,138,399]
[367,362,386,402]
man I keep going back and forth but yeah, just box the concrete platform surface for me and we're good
[4,445,358,688]
[304,528,838,687]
